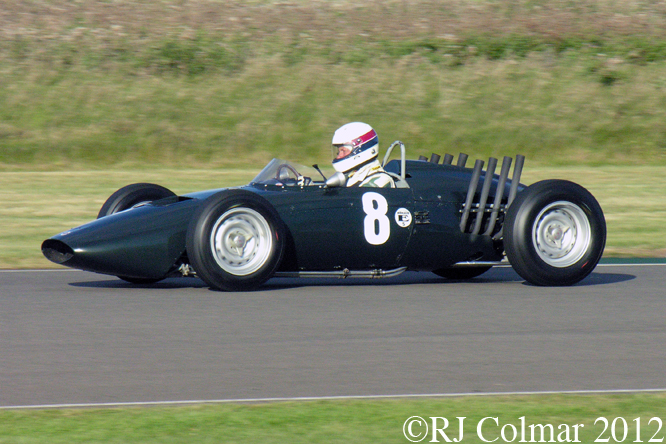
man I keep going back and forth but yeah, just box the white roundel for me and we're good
[395,208,412,228]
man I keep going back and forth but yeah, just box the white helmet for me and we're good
[331,122,379,173]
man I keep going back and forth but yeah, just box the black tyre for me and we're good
[97,183,176,219]
[433,266,491,280]
[186,190,286,291]
[504,179,606,286]
[98,183,176,284]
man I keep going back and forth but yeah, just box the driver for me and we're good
[331,122,395,188]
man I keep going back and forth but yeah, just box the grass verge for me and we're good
[2,393,666,443]
[2,1,666,169]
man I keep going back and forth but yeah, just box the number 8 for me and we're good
[362,192,390,245]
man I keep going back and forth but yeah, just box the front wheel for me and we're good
[186,190,286,291]
[98,183,176,284]
[504,180,606,286]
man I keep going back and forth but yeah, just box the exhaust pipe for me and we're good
[484,156,512,236]
[492,154,525,240]
[459,159,484,233]
[443,153,454,165]
[472,157,497,234]
[459,154,526,237]
[507,154,525,207]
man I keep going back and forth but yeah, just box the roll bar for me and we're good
[381,141,406,181]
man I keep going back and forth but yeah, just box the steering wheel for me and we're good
[276,163,300,180]
[275,164,311,186]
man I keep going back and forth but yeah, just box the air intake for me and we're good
[41,239,74,264]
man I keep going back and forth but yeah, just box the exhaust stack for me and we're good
[459,154,525,237]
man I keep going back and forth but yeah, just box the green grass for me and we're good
[2,394,666,443]
[3,54,666,169]
[2,0,666,170]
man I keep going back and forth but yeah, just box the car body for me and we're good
[42,148,606,290]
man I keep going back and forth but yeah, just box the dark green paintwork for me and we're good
[255,185,415,271]
[51,199,198,279]
[44,160,518,280]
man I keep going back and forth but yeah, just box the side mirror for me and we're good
[324,172,346,188]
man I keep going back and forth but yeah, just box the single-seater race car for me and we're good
[42,143,606,291]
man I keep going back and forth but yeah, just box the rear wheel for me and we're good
[186,190,285,291]
[504,180,606,286]
[98,183,176,284]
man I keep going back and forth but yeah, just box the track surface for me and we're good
[1,265,664,407]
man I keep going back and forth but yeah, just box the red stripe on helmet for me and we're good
[352,129,378,148]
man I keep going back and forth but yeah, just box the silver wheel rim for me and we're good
[210,207,273,276]
[532,201,591,268]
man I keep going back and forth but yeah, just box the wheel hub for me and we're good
[548,225,564,242]
[543,218,573,251]
[210,208,272,276]
[229,232,248,252]
[532,202,590,268]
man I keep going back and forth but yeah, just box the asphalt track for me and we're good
[1,264,665,408]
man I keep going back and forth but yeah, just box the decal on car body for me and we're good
[395,208,412,228]
[362,192,390,245]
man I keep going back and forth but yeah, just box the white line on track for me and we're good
[2,388,665,410]
[597,263,666,267]
[0,269,79,273]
